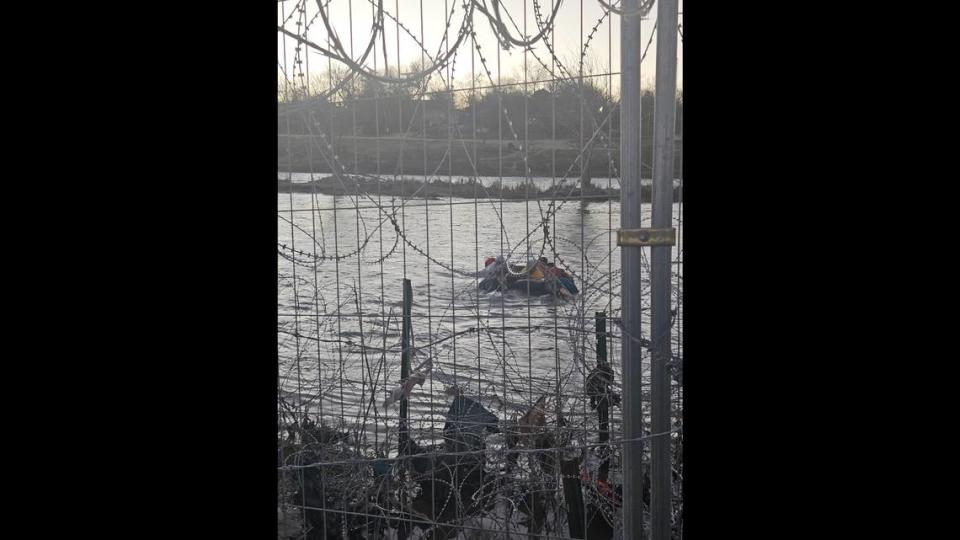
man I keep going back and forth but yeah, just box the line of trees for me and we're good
[279,60,682,142]
[278,58,682,178]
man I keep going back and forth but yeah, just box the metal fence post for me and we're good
[595,312,611,483]
[398,278,412,540]
[650,0,680,538]
[619,1,646,538]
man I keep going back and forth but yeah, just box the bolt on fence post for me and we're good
[619,0,647,538]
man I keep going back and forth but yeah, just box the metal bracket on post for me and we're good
[617,228,676,247]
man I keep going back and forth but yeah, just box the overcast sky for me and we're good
[278,0,682,96]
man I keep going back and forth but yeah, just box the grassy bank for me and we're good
[279,135,680,179]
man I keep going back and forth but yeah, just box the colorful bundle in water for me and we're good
[478,255,578,299]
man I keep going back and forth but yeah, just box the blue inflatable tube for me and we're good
[508,279,553,296]
[478,270,577,298]
[558,276,578,294]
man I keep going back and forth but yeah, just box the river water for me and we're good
[278,177,682,453]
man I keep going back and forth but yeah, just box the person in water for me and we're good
[478,256,510,293]
[545,260,578,294]
[529,257,551,280]
[530,263,545,280]
[484,256,506,276]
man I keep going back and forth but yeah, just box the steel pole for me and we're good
[650,0,679,538]
[619,0,646,538]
